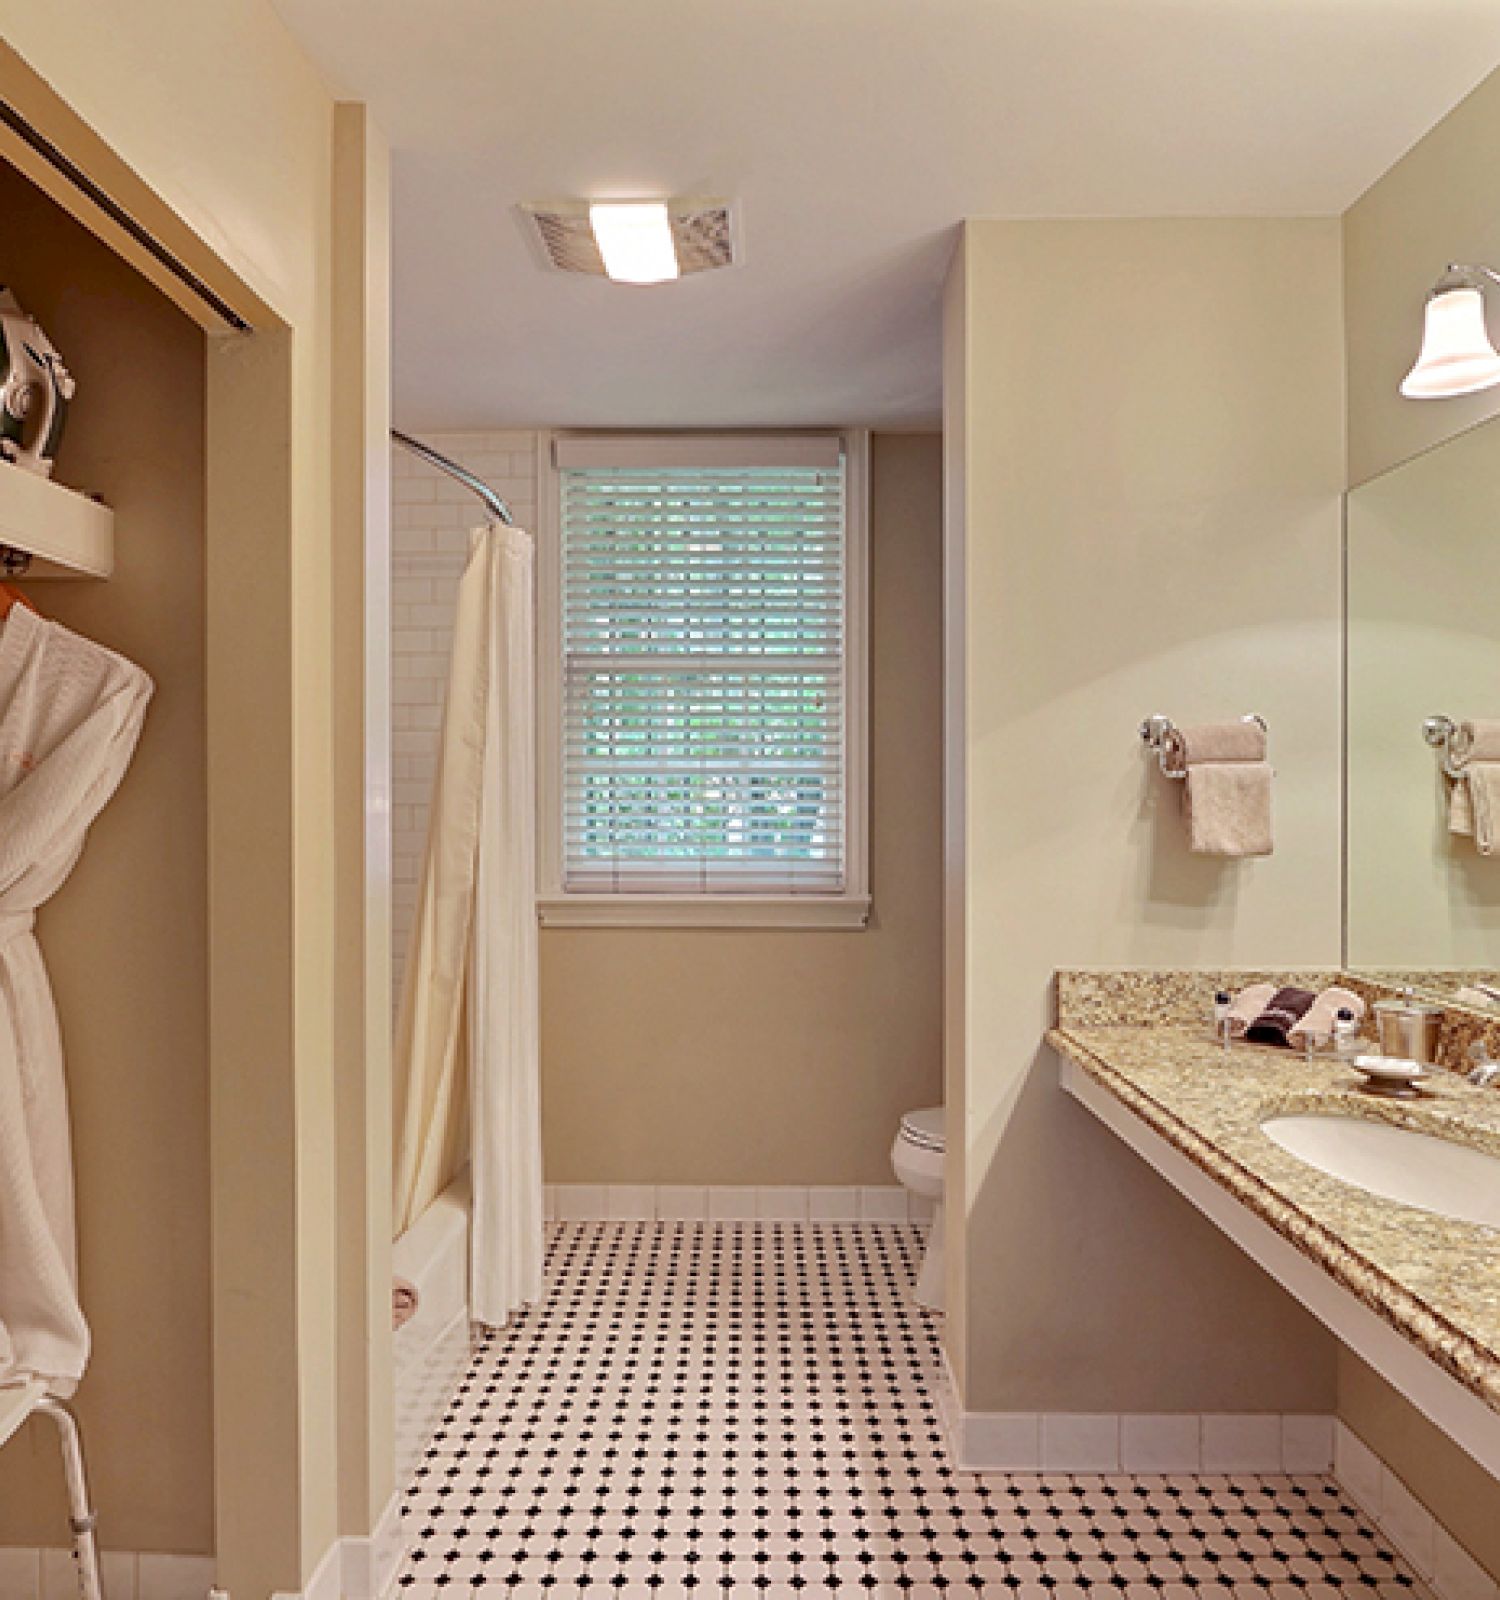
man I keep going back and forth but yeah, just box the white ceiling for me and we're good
[274,0,1500,430]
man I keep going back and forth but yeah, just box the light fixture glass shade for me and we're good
[1401,286,1500,398]
[588,202,680,285]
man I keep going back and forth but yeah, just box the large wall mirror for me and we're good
[1346,415,1500,1003]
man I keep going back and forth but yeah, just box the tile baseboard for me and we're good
[0,1549,216,1600]
[272,1501,409,1600]
[935,1358,1336,1476]
[1333,1420,1498,1600]
[938,1403,1335,1476]
[0,1497,407,1600]
[338,1493,408,1600]
[546,1183,929,1224]
[935,1367,1495,1600]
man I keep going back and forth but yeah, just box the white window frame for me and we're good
[536,429,870,929]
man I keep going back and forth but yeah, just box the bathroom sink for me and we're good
[1259,1114,1500,1229]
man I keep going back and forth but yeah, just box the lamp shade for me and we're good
[1401,286,1500,399]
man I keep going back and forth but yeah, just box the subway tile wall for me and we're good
[391,431,541,995]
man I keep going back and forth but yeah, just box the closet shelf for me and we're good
[0,464,113,578]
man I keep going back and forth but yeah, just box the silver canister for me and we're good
[1372,997,1444,1064]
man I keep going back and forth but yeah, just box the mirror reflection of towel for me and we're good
[1450,765,1500,856]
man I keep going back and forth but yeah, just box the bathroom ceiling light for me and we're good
[1401,265,1500,399]
[518,199,736,281]
[589,202,680,284]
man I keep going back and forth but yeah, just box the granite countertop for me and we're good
[1046,1007,1500,1417]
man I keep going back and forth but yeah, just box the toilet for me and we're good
[891,1106,945,1310]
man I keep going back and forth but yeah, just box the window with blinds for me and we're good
[552,435,863,906]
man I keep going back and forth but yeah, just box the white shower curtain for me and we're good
[393,524,543,1326]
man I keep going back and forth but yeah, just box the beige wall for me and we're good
[1345,66,1500,487]
[389,432,942,1186]
[540,433,944,1183]
[1339,1352,1500,1581]
[945,218,1346,1413]
[0,161,211,1555]
[1,9,393,1595]
[331,102,395,1541]
[1341,62,1500,1567]
[0,1,333,333]
[941,246,971,1375]
[1346,413,1500,967]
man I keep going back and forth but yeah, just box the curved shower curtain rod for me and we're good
[391,428,518,527]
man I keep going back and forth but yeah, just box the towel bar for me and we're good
[1140,713,1266,779]
[1423,715,1470,779]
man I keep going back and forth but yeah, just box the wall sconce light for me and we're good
[1402,264,1500,399]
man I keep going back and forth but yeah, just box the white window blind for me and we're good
[558,439,852,897]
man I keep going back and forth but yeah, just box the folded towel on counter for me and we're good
[1245,986,1318,1046]
[1454,985,1500,1011]
[1225,982,1278,1038]
[1183,763,1273,857]
[1288,985,1366,1047]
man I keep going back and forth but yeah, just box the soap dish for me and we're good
[1351,1053,1431,1096]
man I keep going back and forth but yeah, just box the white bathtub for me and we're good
[392,1169,473,1484]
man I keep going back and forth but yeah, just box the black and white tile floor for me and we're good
[398,1222,1429,1597]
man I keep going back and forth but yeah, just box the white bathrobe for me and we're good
[0,606,151,1395]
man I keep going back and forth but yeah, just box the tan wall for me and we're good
[1345,66,1500,487]
[1346,413,1500,967]
[945,218,1346,1413]
[0,2,334,332]
[331,102,395,1540]
[1341,62,1500,1554]
[941,248,971,1373]
[0,162,210,1554]
[539,433,944,1184]
[1,9,393,1594]
[1339,1352,1500,1580]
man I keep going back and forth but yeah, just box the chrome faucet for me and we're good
[1466,1041,1500,1087]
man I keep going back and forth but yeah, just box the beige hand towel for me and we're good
[1450,774,1474,837]
[1455,720,1500,762]
[1464,764,1500,856]
[1225,982,1277,1038]
[1288,985,1366,1047]
[1171,720,1267,765]
[1447,725,1500,847]
[1183,762,1273,857]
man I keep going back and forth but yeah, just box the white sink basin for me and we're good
[1260,1113,1500,1229]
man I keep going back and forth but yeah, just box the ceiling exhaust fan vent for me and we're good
[520,200,737,277]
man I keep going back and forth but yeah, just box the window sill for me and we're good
[537,894,871,930]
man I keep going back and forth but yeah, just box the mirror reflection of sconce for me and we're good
[1402,264,1500,399]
